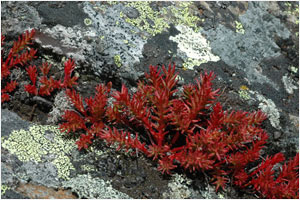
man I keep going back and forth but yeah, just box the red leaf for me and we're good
[24,84,38,95]
[9,29,35,56]
[1,93,10,102]
[26,65,37,85]
[157,157,176,174]
[63,58,78,88]
[212,175,228,192]
[3,80,18,93]
[59,110,87,134]
[65,89,86,115]
[39,62,51,76]
[76,133,94,150]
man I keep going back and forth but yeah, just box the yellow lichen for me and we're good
[235,21,245,34]
[114,55,122,67]
[1,185,9,196]
[81,164,96,172]
[239,87,251,100]
[1,125,76,180]
[120,1,203,37]
[84,18,93,26]
[240,85,249,90]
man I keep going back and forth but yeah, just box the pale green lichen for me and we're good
[235,21,245,34]
[107,1,118,5]
[290,65,298,73]
[123,2,170,36]
[182,58,207,71]
[239,90,251,100]
[53,155,75,180]
[250,91,281,130]
[81,164,96,172]
[284,2,299,25]
[121,1,203,37]
[239,85,251,100]
[170,25,220,70]
[162,174,192,199]
[114,54,122,67]
[167,1,203,33]
[1,185,9,196]
[62,174,130,199]
[84,18,93,26]
[1,125,76,180]
[282,74,298,95]
[285,2,299,16]
[175,75,184,82]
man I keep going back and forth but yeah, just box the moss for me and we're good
[114,54,122,67]
[1,125,76,180]
[235,21,245,34]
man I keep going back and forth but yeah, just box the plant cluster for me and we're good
[1,29,78,102]
[60,64,299,198]
[2,29,298,199]
[24,59,78,96]
[1,29,37,102]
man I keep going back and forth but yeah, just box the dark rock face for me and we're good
[34,2,89,28]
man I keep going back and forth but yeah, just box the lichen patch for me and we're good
[1,125,76,180]
[170,25,220,70]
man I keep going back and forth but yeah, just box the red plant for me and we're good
[24,59,77,96]
[1,29,78,103]
[59,82,112,150]
[1,29,37,102]
[59,63,298,198]
[247,153,299,199]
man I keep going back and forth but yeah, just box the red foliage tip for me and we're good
[39,62,51,76]
[63,58,78,88]
[2,80,18,93]
[9,29,35,56]
[212,175,229,192]
[26,65,37,85]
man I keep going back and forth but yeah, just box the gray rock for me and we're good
[1,109,30,137]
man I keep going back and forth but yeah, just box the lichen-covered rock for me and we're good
[1,1,298,199]
[62,174,130,199]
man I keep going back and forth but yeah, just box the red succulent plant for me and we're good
[59,63,299,198]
